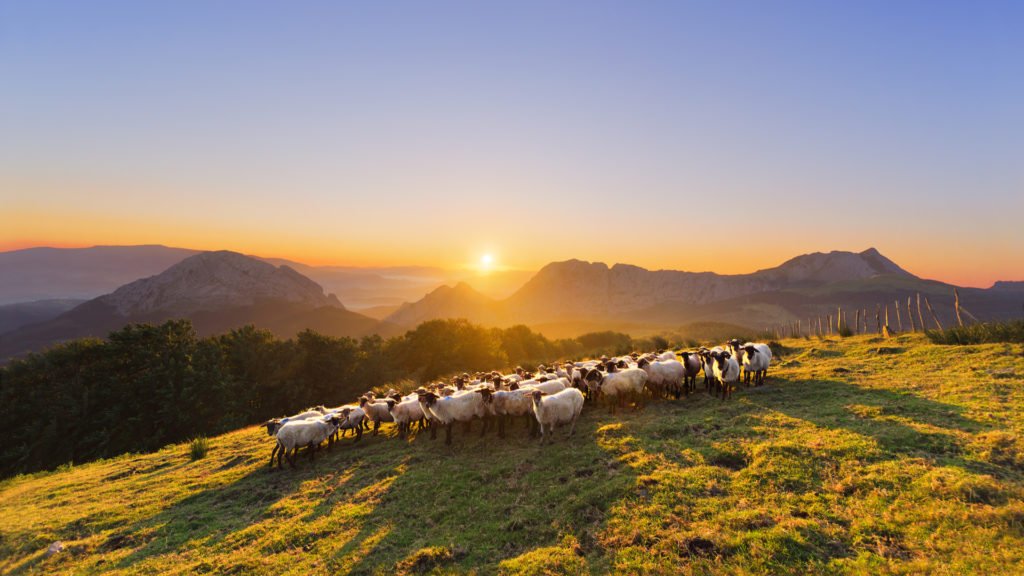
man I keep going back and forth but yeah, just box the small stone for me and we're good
[46,541,64,557]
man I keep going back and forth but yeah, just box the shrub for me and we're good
[189,437,210,461]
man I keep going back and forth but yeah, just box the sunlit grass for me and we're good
[1,334,1023,574]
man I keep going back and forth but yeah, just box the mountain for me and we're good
[0,245,200,304]
[0,252,400,360]
[0,245,534,310]
[991,281,1024,292]
[385,248,1024,335]
[0,299,85,334]
[386,282,504,327]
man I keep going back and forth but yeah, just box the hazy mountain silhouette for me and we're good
[0,252,401,359]
[385,248,1023,333]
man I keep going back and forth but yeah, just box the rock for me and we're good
[45,541,64,557]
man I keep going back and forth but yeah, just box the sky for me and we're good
[2,1,1022,287]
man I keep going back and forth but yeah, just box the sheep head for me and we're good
[263,419,282,436]
[418,391,439,407]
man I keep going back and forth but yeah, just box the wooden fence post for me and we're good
[855,309,861,335]
[875,304,881,334]
[925,296,944,331]
[907,296,916,332]
[954,288,964,327]
[894,300,902,332]
[916,293,925,331]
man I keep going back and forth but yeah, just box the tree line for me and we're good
[0,318,663,477]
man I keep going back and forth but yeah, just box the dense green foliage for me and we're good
[0,318,662,477]
[926,319,1024,345]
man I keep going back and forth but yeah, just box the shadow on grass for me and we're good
[745,377,993,472]
[100,415,638,575]
[108,438,385,571]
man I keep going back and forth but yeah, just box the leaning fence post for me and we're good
[925,296,944,331]
[954,288,964,327]
[894,300,903,332]
[916,293,925,331]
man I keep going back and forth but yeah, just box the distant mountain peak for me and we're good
[768,248,913,283]
[99,250,342,316]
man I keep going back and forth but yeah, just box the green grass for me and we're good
[926,319,1024,345]
[2,334,1024,575]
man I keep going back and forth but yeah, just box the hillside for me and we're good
[2,334,1023,574]
[0,252,398,359]
[0,299,84,334]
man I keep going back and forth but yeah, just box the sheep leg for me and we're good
[354,424,363,443]
[462,421,472,435]
[498,415,506,439]
[445,423,453,446]
[270,444,279,467]
[568,415,578,438]
[373,420,381,436]
[285,448,296,468]
[430,421,437,440]
[480,416,489,437]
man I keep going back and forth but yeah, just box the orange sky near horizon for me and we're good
[2,209,1018,289]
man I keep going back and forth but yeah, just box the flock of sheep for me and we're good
[262,339,773,468]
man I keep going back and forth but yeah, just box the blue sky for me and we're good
[2,1,1021,285]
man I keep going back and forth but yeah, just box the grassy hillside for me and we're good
[2,335,1023,575]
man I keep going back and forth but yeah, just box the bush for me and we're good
[189,437,210,461]
[926,320,1024,345]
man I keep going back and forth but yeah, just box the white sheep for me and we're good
[657,350,677,362]
[487,388,538,438]
[418,389,492,445]
[529,388,585,444]
[598,364,648,411]
[712,351,740,400]
[270,415,340,468]
[359,396,395,435]
[637,357,686,399]
[741,342,773,386]
[388,395,426,439]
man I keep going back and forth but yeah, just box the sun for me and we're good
[480,253,494,271]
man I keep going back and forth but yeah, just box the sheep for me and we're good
[678,351,703,395]
[418,388,492,445]
[598,363,648,411]
[657,350,677,362]
[329,406,366,443]
[359,396,395,436]
[741,342,773,386]
[487,388,539,438]
[263,409,329,437]
[513,377,568,395]
[637,357,686,399]
[270,415,340,468]
[712,351,740,400]
[388,395,426,439]
[699,346,723,395]
[529,388,585,445]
